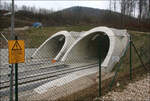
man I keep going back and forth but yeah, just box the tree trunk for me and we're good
[149,0,150,12]
[139,0,142,22]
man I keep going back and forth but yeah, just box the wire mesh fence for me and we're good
[0,27,150,101]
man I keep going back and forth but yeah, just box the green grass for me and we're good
[119,31,150,72]
[1,26,95,48]
[14,26,95,48]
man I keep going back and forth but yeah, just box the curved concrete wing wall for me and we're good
[32,31,75,61]
[62,26,129,72]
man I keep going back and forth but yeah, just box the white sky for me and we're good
[2,0,121,12]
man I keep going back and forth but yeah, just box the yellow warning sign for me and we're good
[8,40,25,64]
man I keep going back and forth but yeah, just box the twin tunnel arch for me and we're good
[62,31,110,63]
[32,26,129,72]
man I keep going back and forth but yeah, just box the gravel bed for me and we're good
[101,73,150,101]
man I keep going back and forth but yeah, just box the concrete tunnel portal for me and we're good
[32,27,129,72]
[62,32,110,63]
[45,35,65,58]
[32,27,130,99]
[32,35,65,59]
[31,31,76,61]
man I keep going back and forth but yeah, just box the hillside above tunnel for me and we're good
[1,6,150,32]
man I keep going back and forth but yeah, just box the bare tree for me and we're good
[0,0,2,9]
[113,0,116,12]
[149,0,150,12]
[21,5,28,11]
[109,0,112,13]
[138,0,143,22]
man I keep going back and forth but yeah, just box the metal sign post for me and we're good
[14,36,18,101]
[8,36,25,101]
[11,0,15,39]
[15,63,18,101]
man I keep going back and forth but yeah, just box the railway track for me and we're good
[0,63,98,90]
[0,59,53,70]
[0,63,67,81]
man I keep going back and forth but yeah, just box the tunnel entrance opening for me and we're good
[64,32,110,64]
[33,35,65,60]
[90,32,110,62]
[52,35,65,58]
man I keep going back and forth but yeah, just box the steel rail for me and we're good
[1,63,97,84]
[0,63,98,89]
[0,63,66,77]
[0,60,53,69]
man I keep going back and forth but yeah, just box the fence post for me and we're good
[98,39,101,97]
[9,65,13,101]
[109,41,130,91]
[130,36,132,80]
[10,0,15,101]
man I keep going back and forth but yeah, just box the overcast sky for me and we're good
[2,0,121,12]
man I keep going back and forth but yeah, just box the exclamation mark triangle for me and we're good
[12,40,22,50]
